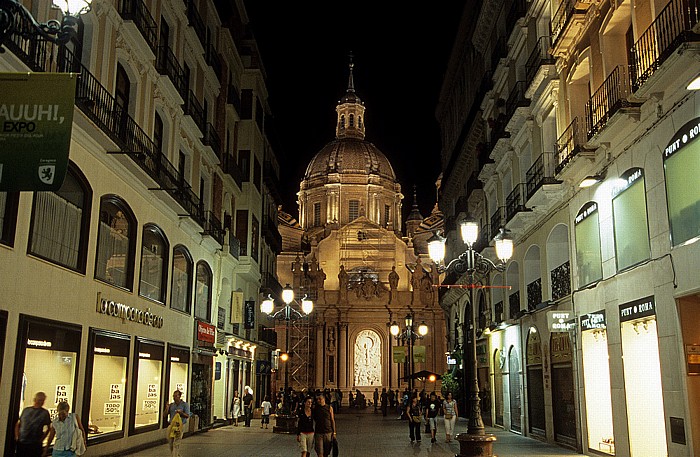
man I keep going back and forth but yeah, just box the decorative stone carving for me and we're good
[354,329,381,387]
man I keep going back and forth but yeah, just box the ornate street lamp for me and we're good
[261,284,313,398]
[428,219,513,456]
[390,313,428,393]
[0,0,92,50]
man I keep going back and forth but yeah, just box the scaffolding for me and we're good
[339,220,397,284]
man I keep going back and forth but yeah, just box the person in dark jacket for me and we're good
[312,392,336,457]
[296,397,315,457]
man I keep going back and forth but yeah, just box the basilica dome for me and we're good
[304,138,396,182]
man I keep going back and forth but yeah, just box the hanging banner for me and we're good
[413,345,426,363]
[0,73,77,191]
[231,291,244,323]
[244,300,255,329]
[392,346,406,363]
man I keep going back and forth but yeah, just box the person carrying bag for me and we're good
[71,412,86,455]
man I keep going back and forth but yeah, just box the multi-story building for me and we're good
[0,0,281,454]
[437,0,700,455]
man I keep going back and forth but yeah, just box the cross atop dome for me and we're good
[336,52,366,140]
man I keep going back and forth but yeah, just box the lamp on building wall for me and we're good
[0,0,92,49]
[579,174,605,188]
[687,75,700,90]
[390,314,428,393]
[428,218,513,456]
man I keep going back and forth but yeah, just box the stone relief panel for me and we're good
[353,329,382,386]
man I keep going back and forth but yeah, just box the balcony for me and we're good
[508,291,521,320]
[490,207,505,241]
[491,37,508,73]
[555,117,588,174]
[551,0,592,51]
[527,278,543,311]
[185,0,206,49]
[551,261,571,301]
[506,0,528,30]
[525,36,556,96]
[227,84,242,114]
[227,232,241,259]
[4,30,205,228]
[525,152,563,208]
[505,81,530,132]
[263,161,283,203]
[204,42,223,82]
[632,0,700,95]
[474,224,491,253]
[201,210,224,246]
[586,65,639,139]
[118,0,157,52]
[223,154,244,189]
[489,114,511,163]
[261,272,283,299]
[505,183,532,231]
[203,123,221,159]
[155,45,185,96]
[494,301,504,323]
[262,214,283,254]
[182,89,205,135]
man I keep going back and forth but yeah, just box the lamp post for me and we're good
[428,218,513,456]
[390,314,428,393]
[0,0,92,50]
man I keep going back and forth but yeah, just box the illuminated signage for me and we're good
[94,347,111,354]
[197,320,216,343]
[575,202,598,225]
[619,296,656,323]
[139,352,151,358]
[96,294,164,328]
[547,310,576,332]
[663,117,700,160]
[580,310,606,331]
[27,339,52,348]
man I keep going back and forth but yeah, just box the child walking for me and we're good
[261,396,272,429]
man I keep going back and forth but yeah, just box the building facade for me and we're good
[0,0,281,454]
[275,63,447,396]
[436,0,700,456]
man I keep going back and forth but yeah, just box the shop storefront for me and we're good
[130,339,164,433]
[494,348,504,427]
[192,320,216,429]
[508,346,522,433]
[550,331,576,447]
[165,345,190,409]
[525,327,545,439]
[620,297,667,456]
[580,311,615,455]
[477,340,491,426]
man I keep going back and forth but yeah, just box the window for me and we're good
[349,200,359,222]
[340,115,345,129]
[28,164,91,271]
[664,118,700,245]
[358,116,363,129]
[384,204,390,227]
[313,202,321,226]
[236,210,248,256]
[253,157,261,191]
[165,345,189,426]
[613,168,650,271]
[130,339,164,432]
[95,196,135,289]
[241,89,253,119]
[575,202,602,287]
[194,261,213,322]
[178,151,187,184]
[154,113,164,153]
[251,216,259,262]
[171,246,193,313]
[84,329,130,442]
[139,224,169,303]
[239,150,251,182]
[349,114,354,127]
[0,192,19,246]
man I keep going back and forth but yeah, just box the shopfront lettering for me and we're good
[27,339,52,347]
[575,202,597,224]
[55,385,69,405]
[96,296,164,328]
[664,118,700,159]
[196,320,216,343]
[104,402,121,415]
[581,311,606,331]
[109,384,123,401]
[619,296,656,322]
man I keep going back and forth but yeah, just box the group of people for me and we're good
[15,391,87,457]
[404,390,458,444]
[229,386,262,427]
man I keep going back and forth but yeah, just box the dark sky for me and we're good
[243,2,466,222]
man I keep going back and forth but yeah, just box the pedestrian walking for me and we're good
[296,397,315,457]
[14,391,51,457]
[231,390,241,426]
[442,391,458,443]
[388,388,395,410]
[373,388,379,413]
[407,396,422,444]
[380,388,388,417]
[425,391,441,443]
[312,392,337,457]
[243,387,254,427]
[45,401,86,457]
[261,396,272,429]
[164,390,190,457]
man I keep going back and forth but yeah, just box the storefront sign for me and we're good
[550,332,573,363]
[547,310,576,332]
[244,300,255,329]
[147,384,158,399]
[0,73,77,191]
[231,291,244,323]
[96,295,164,328]
[611,168,644,198]
[104,402,121,415]
[55,384,69,404]
[413,345,426,363]
[446,355,456,366]
[143,399,158,410]
[197,320,216,343]
[619,296,655,322]
[392,346,406,363]
[575,202,598,225]
[526,329,542,365]
[109,384,123,401]
[663,117,700,160]
[580,310,606,331]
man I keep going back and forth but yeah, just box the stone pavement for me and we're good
[126,411,580,456]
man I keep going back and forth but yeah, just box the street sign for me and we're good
[392,346,406,363]
[0,73,77,191]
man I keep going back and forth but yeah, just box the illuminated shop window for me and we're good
[139,224,169,303]
[0,191,19,246]
[612,168,650,271]
[574,202,602,287]
[664,118,700,245]
[194,261,213,322]
[95,196,136,290]
[130,339,164,432]
[85,330,129,441]
[171,245,193,313]
[166,345,190,413]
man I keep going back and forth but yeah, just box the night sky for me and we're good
[243,2,466,222]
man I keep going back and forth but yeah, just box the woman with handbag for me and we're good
[406,396,423,444]
[442,391,458,443]
[45,401,87,456]
[231,390,241,426]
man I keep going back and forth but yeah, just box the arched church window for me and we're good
[340,115,345,129]
[349,114,354,127]
[358,116,362,128]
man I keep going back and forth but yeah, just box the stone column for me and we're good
[338,323,348,391]
[315,324,325,388]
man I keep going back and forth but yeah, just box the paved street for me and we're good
[127,411,580,456]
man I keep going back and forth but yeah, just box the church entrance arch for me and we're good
[353,329,382,387]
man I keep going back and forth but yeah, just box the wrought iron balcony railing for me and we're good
[490,206,505,240]
[525,36,554,89]
[227,232,241,259]
[204,42,222,82]
[505,81,530,120]
[509,291,521,319]
[185,0,206,48]
[182,89,206,135]
[155,45,185,95]
[494,301,504,323]
[203,122,221,158]
[223,153,244,189]
[632,0,700,91]
[555,117,587,174]
[118,0,157,52]
[551,261,571,301]
[586,65,635,138]
[202,210,224,245]
[227,83,242,113]
[526,152,559,200]
[551,0,589,45]
[527,278,542,311]
[505,183,529,221]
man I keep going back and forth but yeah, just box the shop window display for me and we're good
[581,322,615,454]
[166,345,190,405]
[612,168,650,272]
[131,340,164,431]
[575,202,602,287]
[85,330,129,440]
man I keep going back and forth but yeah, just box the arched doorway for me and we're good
[551,331,576,447]
[508,346,522,433]
[494,349,504,427]
[354,329,382,387]
[526,327,546,438]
